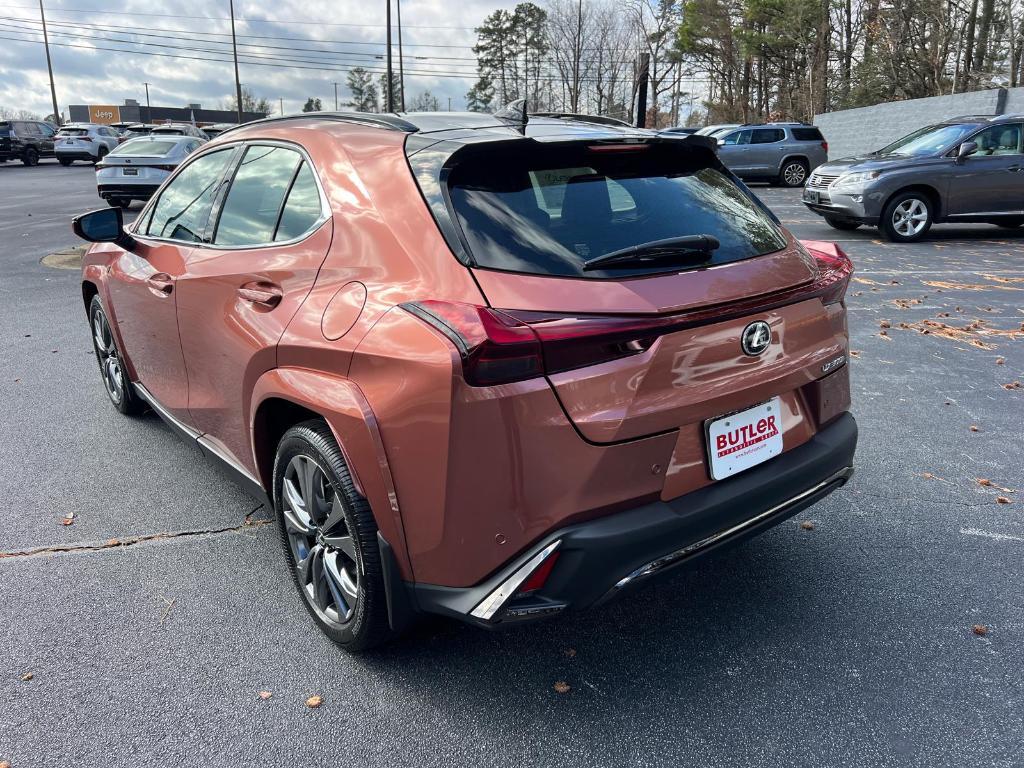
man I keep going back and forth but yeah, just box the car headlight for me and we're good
[832,170,880,189]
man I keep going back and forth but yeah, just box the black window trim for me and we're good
[132,138,329,249]
[751,128,785,144]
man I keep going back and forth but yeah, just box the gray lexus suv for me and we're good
[715,123,829,187]
[802,114,1024,242]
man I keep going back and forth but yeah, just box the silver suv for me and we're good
[802,114,1024,242]
[716,123,829,187]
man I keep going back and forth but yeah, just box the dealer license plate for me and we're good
[706,398,783,480]
[803,189,819,203]
[122,167,138,176]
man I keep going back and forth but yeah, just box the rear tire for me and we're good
[779,159,809,187]
[93,147,107,165]
[22,148,39,167]
[59,157,73,167]
[880,191,933,243]
[274,420,395,652]
[824,216,861,231]
[88,295,143,415]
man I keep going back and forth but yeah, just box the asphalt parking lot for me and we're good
[1,161,1022,768]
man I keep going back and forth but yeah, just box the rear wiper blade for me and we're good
[583,234,720,271]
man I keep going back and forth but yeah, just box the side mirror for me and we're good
[72,207,134,249]
[955,141,978,164]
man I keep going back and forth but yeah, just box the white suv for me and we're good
[55,124,121,166]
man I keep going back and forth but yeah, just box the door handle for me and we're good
[237,281,283,308]
[147,273,173,296]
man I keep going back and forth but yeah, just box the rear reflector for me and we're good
[403,244,852,386]
[516,551,560,594]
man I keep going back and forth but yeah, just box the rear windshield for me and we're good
[58,128,89,136]
[0,122,10,136]
[112,139,179,156]
[791,127,824,141]
[446,143,787,278]
[153,128,184,135]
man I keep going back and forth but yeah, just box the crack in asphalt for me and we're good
[0,505,271,560]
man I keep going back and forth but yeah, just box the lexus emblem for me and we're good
[741,321,772,356]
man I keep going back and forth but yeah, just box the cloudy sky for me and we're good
[0,0,521,119]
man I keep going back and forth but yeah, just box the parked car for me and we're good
[695,123,740,136]
[715,123,828,187]
[802,114,1024,241]
[72,113,857,650]
[660,126,698,135]
[202,122,237,139]
[54,124,122,165]
[123,123,157,138]
[95,135,205,209]
[109,121,136,135]
[150,123,207,139]
[0,119,57,166]
[530,112,632,127]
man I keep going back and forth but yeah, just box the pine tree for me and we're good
[347,67,379,113]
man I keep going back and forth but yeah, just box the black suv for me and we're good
[0,120,57,166]
[802,114,1024,241]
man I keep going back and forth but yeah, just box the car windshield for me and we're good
[876,123,979,156]
[446,142,787,279]
[112,139,179,156]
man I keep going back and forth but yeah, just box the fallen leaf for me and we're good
[20,672,33,681]
[563,648,576,658]
[849,350,861,358]
[996,357,1005,365]
[996,496,1012,504]
[799,520,815,530]
[921,472,943,480]
[258,690,272,701]
[305,695,323,708]
[977,478,993,487]
[106,538,119,546]
[60,512,74,526]
[879,319,891,329]
[1,760,11,768]
[972,624,988,636]
[553,681,571,694]
[969,425,980,432]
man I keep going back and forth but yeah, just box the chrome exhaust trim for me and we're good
[470,540,562,621]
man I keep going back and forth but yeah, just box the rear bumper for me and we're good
[412,412,857,627]
[98,183,160,200]
[57,150,98,161]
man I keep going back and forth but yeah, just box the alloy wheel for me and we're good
[783,162,807,186]
[281,454,360,627]
[92,309,125,405]
[892,198,928,237]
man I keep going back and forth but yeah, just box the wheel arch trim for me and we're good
[250,368,413,580]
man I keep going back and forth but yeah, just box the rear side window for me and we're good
[274,163,323,241]
[146,148,233,242]
[791,127,824,141]
[446,143,787,279]
[214,145,304,246]
[752,128,785,144]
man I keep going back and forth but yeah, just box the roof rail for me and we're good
[218,111,419,137]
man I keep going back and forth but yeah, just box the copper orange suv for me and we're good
[73,112,857,650]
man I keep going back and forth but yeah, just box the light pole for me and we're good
[385,0,394,112]
[333,82,339,111]
[229,0,244,122]
[143,81,151,123]
[396,0,405,111]
[39,0,60,124]
[279,97,284,115]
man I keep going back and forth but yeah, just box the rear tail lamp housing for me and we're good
[402,243,852,387]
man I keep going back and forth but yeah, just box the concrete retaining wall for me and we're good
[814,87,1024,160]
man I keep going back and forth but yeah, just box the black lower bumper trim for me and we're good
[413,412,858,626]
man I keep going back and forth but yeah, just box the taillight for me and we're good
[403,244,852,386]
[155,164,175,171]
[81,136,93,142]
[821,141,828,153]
[516,551,560,594]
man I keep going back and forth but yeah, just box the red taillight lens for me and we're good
[402,301,543,386]
[403,244,852,386]
[81,136,93,142]
[821,141,828,153]
[517,551,560,594]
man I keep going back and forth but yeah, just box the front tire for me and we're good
[779,159,809,187]
[825,216,861,231]
[22,148,39,166]
[106,197,131,209]
[880,191,933,242]
[274,421,394,651]
[88,295,143,415]
[59,157,73,166]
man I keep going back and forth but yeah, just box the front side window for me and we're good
[970,124,1022,156]
[145,148,233,242]
[214,145,307,246]
[446,142,787,279]
[722,130,751,146]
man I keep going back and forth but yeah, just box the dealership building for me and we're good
[67,100,265,126]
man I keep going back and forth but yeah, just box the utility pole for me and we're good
[39,0,60,125]
[333,82,339,110]
[385,0,394,112]
[635,52,650,128]
[396,0,405,111]
[143,82,151,123]
[279,97,284,115]
[229,0,244,122]
[447,96,452,111]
